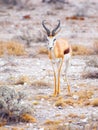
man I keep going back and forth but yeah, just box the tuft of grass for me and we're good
[31,80,50,87]
[68,113,78,118]
[91,98,98,107]
[73,90,93,100]
[0,41,26,56]
[72,44,92,56]
[21,114,36,123]
[64,98,74,106]
[44,119,61,125]
[55,98,66,107]
[15,75,30,85]
[35,95,49,100]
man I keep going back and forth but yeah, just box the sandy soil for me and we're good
[0,0,98,129]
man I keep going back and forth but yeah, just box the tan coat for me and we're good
[48,38,72,59]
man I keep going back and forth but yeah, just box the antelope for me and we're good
[42,20,72,96]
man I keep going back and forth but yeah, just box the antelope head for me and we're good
[42,20,61,50]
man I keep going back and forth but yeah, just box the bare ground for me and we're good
[0,0,98,129]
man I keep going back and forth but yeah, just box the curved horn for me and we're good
[52,20,60,36]
[42,20,50,36]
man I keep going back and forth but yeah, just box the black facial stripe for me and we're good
[53,38,56,42]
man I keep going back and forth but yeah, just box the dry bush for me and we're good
[72,44,92,56]
[20,29,46,46]
[82,56,98,79]
[0,86,34,125]
[21,114,36,123]
[83,71,98,79]
[85,56,98,67]
[0,41,26,56]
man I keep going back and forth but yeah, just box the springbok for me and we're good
[42,20,72,96]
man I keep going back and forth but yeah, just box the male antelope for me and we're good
[42,20,72,96]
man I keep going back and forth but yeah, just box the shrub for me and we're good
[0,41,26,56]
[72,44,92,56]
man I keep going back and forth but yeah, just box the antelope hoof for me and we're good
[53,92,58,97]
[49,92,57,97]
[57,91,60,96]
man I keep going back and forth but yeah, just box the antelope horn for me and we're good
[52,20,60,36]
[42,20,50,36]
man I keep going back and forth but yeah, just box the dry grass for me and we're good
[77,90,93,99]
[44,119,61,125]
[44,124,70,130]
[11,128,24,130]
[0,127,8,130]
[15,75,30,85]
[68,113,78,118]
[55,98,66,107]
[0,120,7,127]
[64,98,74,106]
[72,90,94,106]
[0,41,26,56]
[35,95,49,100]
[91,98,98,106]
[72,44,92,55]
[93,40,98,54]
[31,80,50,87]
[21,114,36,123]
[38,46,48,55]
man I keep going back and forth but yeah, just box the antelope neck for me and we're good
[49,48,56,60]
